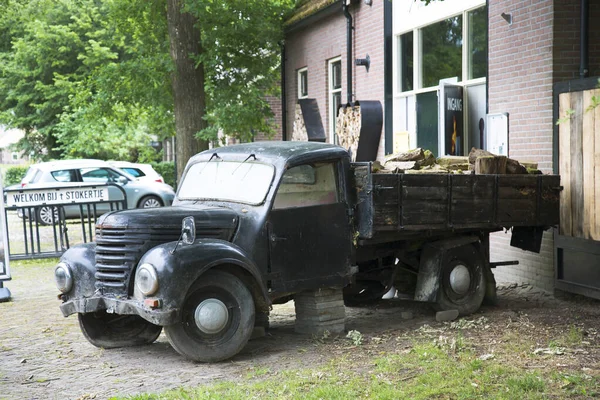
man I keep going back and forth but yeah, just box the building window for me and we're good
[421,15,463,88]
[297,67,308,99]
[399,32,414,92]
[329,58,342,143]
[11,152,18,161]
[468,7,487,80]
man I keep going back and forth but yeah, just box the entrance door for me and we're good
[268,162,352,292]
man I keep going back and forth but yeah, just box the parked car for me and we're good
[11,159,175,224]
[108,161,165,184]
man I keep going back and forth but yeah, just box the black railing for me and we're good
[3,183,127,260]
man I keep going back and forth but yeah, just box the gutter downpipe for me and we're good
[580,0,589,79]
[342,0,353,105]
[281,43,287,140]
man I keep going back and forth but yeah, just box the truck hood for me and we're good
[96,204,238,234]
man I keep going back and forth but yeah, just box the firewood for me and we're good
[336,105,361,161]
[291,104,309,141]
[383,161,416,173]
[385,148,424,162]
[436,156,469,167]
[468,147,495,165]
[506,158,528,174]
[475,155,507,174]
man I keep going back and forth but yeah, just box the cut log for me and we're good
[336,106,361,161]
[415,150,436,168]
[475,155,507,174]
[385,148,424,162]
[437,156,469,167]
[468,147,495,165]
[506,158,528,174]
[383,161,416,173]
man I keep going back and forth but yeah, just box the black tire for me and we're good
[138,195,163,209]
[343,281,389,307]
[78,312,162,348]
[164,270,255,362]
[435,244,486,316]
[36,206,61,225]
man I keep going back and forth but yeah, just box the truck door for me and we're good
[268,162,352,292]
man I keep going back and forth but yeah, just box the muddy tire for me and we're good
[164,270,255,363]
[435,244,486,316]
[78,312,162,348]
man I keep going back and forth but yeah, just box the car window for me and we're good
[273,163,338,209]
[122,167,144,178]
[51,169,77,182]
[80,167,122,183]
[22,167,40,184]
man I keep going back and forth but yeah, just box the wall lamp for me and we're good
[355,54,370,72]
[501,12,513,25]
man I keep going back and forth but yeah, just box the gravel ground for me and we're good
[1,259,599,400]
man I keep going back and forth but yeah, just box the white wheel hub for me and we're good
[449,264,471,295]
[194,298,229,334]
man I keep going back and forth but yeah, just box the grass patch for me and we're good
[115,338,600,400]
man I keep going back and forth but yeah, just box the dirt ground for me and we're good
[1,261,599,400]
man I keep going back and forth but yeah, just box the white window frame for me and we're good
[328,57,342,144]
[297,67,308,99]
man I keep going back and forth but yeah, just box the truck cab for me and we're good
[55,142,356,362]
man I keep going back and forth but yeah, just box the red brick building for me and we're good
[282,0,600,296]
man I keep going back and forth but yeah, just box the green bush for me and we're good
[4,166,28,186]
[151,161,176,189]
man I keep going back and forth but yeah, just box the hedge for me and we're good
[150,161,176,189]
[4,166,28,187]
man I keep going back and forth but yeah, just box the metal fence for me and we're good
[3,183,127,260]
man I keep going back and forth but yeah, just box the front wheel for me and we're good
[164,270,255,362]
[78,312,162,348]
[435,244,486,316]
[36,206,61,225]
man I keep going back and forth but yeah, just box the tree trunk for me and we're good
[167,0,208,183]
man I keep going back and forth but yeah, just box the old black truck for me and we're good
[55,141,560,362]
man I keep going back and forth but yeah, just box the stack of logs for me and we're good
[335,105,361,160]
[291,103,309,141]
[375,147,540,175]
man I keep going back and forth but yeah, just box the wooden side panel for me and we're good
[595,89,600,240]
[496,175,538,225]
[450,175,495,224]
[570,91,584,237]
[583,89,596,240]
[559,92,572,236]
[401,174,448,226]
[372,174,400,229]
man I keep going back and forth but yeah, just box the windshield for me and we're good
[177,160,275,205]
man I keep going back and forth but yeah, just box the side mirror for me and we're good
[117,176,128,185]
[181,216,196,245]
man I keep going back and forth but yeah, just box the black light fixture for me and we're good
[501,12,512,25]
[355,54,371,72]
[364,0,372,5]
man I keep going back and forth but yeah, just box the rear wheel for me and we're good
[138,195,162,209]
[164,270,255,362]
[435,244,486,316]
[78,312,162,348]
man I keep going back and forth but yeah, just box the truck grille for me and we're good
[94,226,232,295]
[95,227,181,295]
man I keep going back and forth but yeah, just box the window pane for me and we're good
[299,70,308,97]
[468,6,487,79]
[399,32,413,92]
[421,15,463,88]
[332,92,342,143]
[332,61,342,89]
[273,163,338,209]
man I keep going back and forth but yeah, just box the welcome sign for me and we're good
[6,186,109,208]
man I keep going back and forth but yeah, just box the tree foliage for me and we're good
[0,0,294,164]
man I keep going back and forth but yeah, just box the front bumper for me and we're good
[60,296,178,326]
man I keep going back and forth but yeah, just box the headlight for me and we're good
[136,263,159,296]
[54,262,73,293]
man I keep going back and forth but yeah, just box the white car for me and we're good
[12,159,175,224]
[108,161,165,184]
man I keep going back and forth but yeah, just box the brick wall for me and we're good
[254,96,283,142]
[489,0,600,291]
[488,0,556,290]
[284,2,386,159]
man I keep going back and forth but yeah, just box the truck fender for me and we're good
[59,242,97,299]
[414,236,482,303]
[136,239,270,318]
